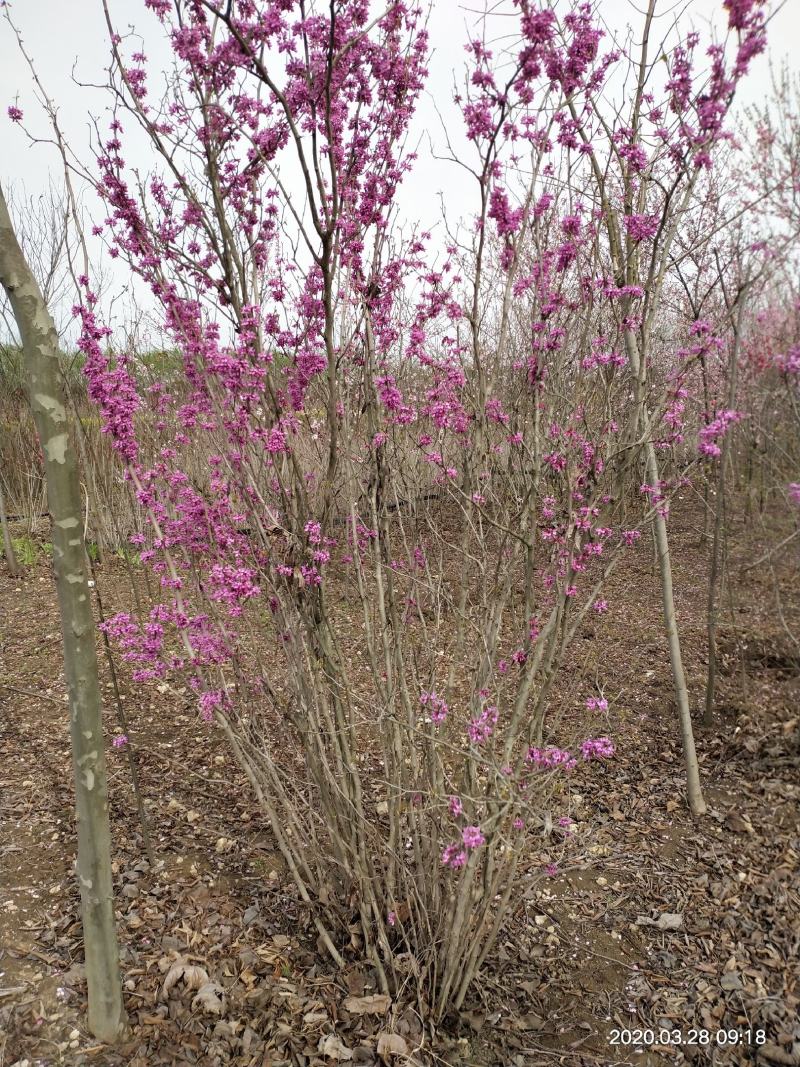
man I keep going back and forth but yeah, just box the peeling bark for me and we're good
[0,183,126,1043]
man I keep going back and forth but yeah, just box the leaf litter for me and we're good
[0,506,797,1066]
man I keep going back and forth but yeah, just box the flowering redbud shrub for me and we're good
[79,0,769,1014]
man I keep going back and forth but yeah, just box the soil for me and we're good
[0,500,798,1067]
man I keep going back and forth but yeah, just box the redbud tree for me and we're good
[72,0,767,1014]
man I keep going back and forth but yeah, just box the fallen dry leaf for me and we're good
[343,993,391,1015]
[377,1032,409,1058]
[191,981,226,1015]
[318,1033,354,1061]
[162,958,211,997]
[635,911,683,931]
[304,1010,329,1026]
[655,911,684,931]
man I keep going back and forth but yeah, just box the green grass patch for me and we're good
[11,535,39,567]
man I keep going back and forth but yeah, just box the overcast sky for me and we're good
[1,0,797,334]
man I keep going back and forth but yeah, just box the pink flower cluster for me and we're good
[441,825,486,868]
[75,300,140,462]
[489,186,523,237]
[624,214,659,242]
[775,344,800,376]
[586,696,608,712]
[699,409,743,458]
[580,736,616,761]
[526,734,617,769]
[527,745,577,772]
[468,704,499,745]
[419,690,449,725]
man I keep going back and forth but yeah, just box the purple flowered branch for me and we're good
[76,0,766,806]
[2,0,774,1012]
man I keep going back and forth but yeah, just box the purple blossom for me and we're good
[489,186,523,236]
[561,214,581,237]
[266,427,287,453]
[420,690,448,725]
[199,690,226,722]
[468,704,498,744]
[304,520,322,545]
[619,139,648,169]
[775,344,800,376]
[527,745,577,772]
[699,409,743,458]
[580,736,616,761]
[441,844,468,869]
[586,696,609,712]
[462,825,486,850]
[624,214,659,242]
[75,303,139,461]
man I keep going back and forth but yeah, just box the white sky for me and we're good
[0,0,797,332]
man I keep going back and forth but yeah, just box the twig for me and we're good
[0,683,63,706]
[741,527,800,571]
[88,555,156,866]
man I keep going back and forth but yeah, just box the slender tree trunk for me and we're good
[704,474,725,727]
[647,443,707,815]
[625,329,706,816]
[705,298,745,727]
[0,475,21,575]
[0,183,126,1043]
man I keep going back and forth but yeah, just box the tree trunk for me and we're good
[705,297,745,727]
[704,474,724,727]
[647,441,707,816]
[0,475,21,575]
[0,183,126,1043]
[625,328,706,816]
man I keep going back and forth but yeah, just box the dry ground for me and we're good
[0,500,798,1067]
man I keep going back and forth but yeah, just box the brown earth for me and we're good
[0,500,798,1067]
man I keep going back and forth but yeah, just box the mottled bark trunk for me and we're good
[0,476,21,575]
[0,183,125,1043]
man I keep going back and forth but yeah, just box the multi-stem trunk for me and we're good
[0,183,126,1042]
